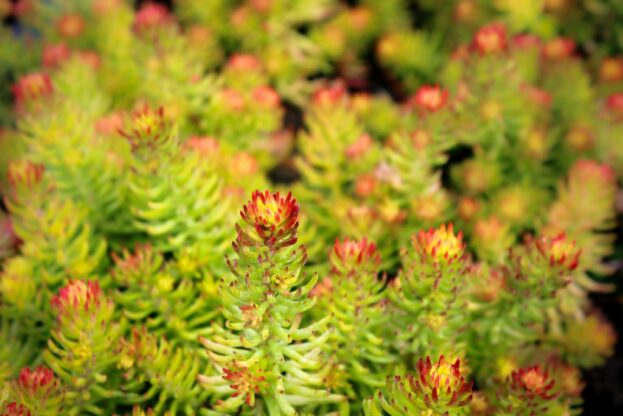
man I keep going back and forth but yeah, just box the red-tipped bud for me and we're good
[42,43,72,68]
[227,54,262,72]
[411,355,473,407]
[354,173,377,197]
[95,111,125,135]
[231,152,259,176]
[11,73,53,108]
[542,37,575,59]
[472,23,507,55]
[512,34,541,50]
[119,104,172,151]
[509,365,558,401]
[7,160,44,189]
[458,197,479,222]
[133,2,173,34]
[410,130,430,149]
[345,133,373,159]
[522,84,552,107]
[412,223,466,265]
[57,13,85,38]
[219,88,246,111]
[77,50,101,70]
[408,85,449,113]
[185,136,219,156]
[17,366,58,393]
[253,86,280,109]
[570,159,616,186]
[50,280,103,317]
[312,82,347,106]
[330,238,381,274]
[600,57,623,83]
[606,93,623,118]
[535,233,581,271]
[2,403,31,416]
[221,362,269,407]
[238,190,299,249]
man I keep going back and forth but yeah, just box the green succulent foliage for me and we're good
[377,30,444,91]
[119,327,209,415]
[313,238,393,398]
[0,319,38,384]
[124,105,233,278]
[111,244,219,345]
[294,98,384,262]
[363,356,473,416]
[43,281,125,415]
[0,0,621,415]
[389,224,471,360]
[199,191,344,415]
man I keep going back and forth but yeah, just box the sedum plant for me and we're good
[0,1,621,415]
[198,190,345,415]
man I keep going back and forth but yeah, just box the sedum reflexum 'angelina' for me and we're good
[198,190,344,415]
[0,366,64,415]
[390,224,468,359]
[495,365,560,416]
[363,355,473,416]
[43,280,124,415]
[118,327,208,415]
[314,238,393,394]
[122,104,232,277]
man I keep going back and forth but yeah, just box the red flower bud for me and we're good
[535,233,581,271]
[17,366,58,393]
[50,280,103,317]
[512,34,541,50]
[2,403,31,416]
[312,82,346,106]
[412,223,466,265]
[408,85,449,113]
[238,190,299,249]
[220,88,246,111]
[95,111,125,135]
[227,54,262,72]
[522,84,552,107]
[7,160,44,189]
[411,355,473,407]
[345,134,373,159]
[185,136,219,156]
[599,57,623,82]
[542,37,575,59]
[133,2,173,34]
[231,152,259,176]
[42,43,72,68]
[57,13,85,38]
[606,93,623,118]
[253,86,280,109]
[472,23,507,55]
[509,365,558,401]
[330,238,381,273]
[12,73,53,108]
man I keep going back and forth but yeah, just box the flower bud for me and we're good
[11,73,53,109]
[472,23,507,55]
[407,85,449,113]
[542,37,575,59]
[50,280,104,318]
[599,57,623,83]
[412,223,465,265]
[57,13,85,38]
[238,190,299,249]
[42,43,72,68]
[330,238,381,275]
